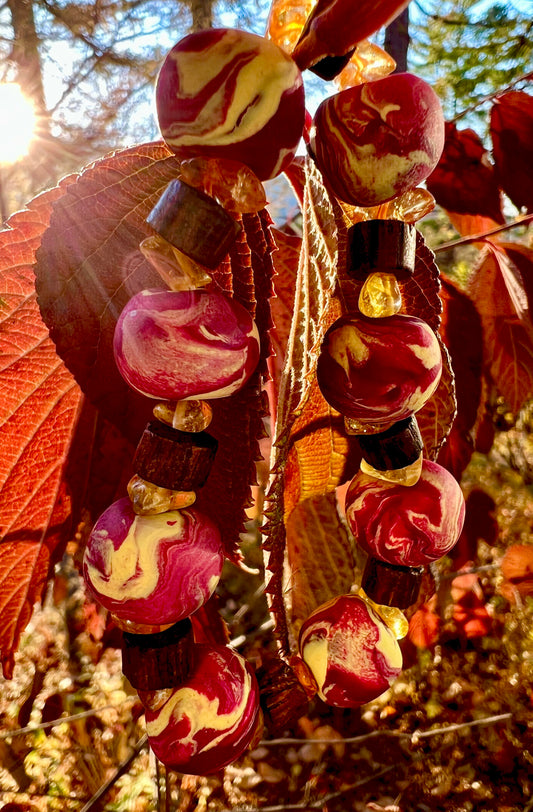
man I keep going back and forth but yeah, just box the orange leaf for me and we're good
[426,122,504,236]
[0,185,83,678]
[407,596,441,649]
[491,90,533,213]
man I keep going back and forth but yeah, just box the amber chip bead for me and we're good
[133,421,218,491]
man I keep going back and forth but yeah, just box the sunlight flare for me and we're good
[0,84,36,165]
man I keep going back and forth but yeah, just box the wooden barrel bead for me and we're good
[361,556,423,609]
[121,618,194,690]
[347,220,416,280]
[133,421,218,491]
[146,180,241,270]
[357,416,423,471]
[255,655,311,735]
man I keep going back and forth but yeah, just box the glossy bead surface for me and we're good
[345,459,466,567]
[156,28,305,180]
[311,73,445,206]
[83,498,223,627]
[114,289,260,401]
[299,594,402,708]
[360,453,423,487]
[142,644,260,774]
[316,314,442,427]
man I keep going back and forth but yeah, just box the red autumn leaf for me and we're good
[499,544,533,603]
[35,142,274,563]
[451,573,492,638]
[491,90,533,212]
[407,595,441,649]
[0,185,83,678]
[450,488,497,570]
[469,243,533,412]
[436,277,487,478]
[426,121,504,236]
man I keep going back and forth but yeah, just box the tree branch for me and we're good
[434,214,533,252]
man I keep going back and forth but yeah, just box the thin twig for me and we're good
[0,703,135,740]
[219,766,395,812]
[434,214,533,253]
[78,734,148,812]
[261,712,513,746]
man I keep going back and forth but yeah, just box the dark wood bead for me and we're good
[357,416,423,471]
[121,618,194,690]
[133,421,218,491]
[309,48,355,81]
[347,219,416,279]
[362,557,423,609]
[146,180,241,270]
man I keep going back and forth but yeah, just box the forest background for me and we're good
[0,1,533,811]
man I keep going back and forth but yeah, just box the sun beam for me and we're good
[0,83,36,165]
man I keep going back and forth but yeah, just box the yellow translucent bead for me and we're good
[335,40,396,90]
[266,0,316,53]
[358,589,409,640]
[387,187,436,224]
[360,452,423,487]
[127,474,196,516]
[358,272,402,318]
[140,235,212,291]
[111,616,174,635]
[153,399,213,432]
[344,415,396,436]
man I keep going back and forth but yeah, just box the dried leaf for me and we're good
[491,90,533,213]
[269,227,301,394]
[407,595,440,649]
[426,122,504,236]
[499,544,533,603]
[469,244,533,412]
[0,185,83,678]
[416,336,456,461]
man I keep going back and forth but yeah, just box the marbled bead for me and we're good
[310,73,445,206]
[316,313,442,427]
[83,498,223,627]
[345,459,466,567]
[299,594,402,708]
[114,289,260,401]
[141,644,260,774]
[156,28,305,181]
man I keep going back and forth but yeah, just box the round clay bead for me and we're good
[83,498,223,627]
[299,594,402,708]
[114,288,260,401]
[156,28,305,180]
[142,644,260,774]
[345,459,466,567]
[316,313,442,428]
[310,73,445,206]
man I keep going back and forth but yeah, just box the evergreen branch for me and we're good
[78,734,148,812]
[434,214,533,252]
[452,70,533,120]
